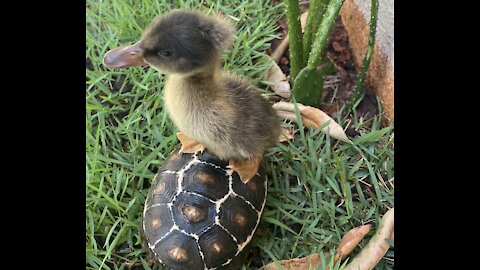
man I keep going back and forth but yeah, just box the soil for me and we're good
[325,18,379,122]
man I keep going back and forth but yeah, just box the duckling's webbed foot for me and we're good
[177,132,206,154]
[228,155,263,184]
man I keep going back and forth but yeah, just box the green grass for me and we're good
[257,105,394,269]
[86,0,394,269]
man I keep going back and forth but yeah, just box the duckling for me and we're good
[103,10,280,183]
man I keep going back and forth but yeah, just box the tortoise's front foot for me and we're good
[176,132,206,153]
[228,155,263,184]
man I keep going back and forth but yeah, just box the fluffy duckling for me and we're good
[103,10,280,182]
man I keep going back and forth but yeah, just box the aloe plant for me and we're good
[302,0,328,66]
[285,0,345,107]
[306,0,345,69]
[284,0,303,82]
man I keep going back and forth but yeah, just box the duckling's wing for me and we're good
[223,74,280,154]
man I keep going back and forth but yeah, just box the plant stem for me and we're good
[307,0,345,69]
[284,0,303,82]
[347,0,379,111]
[302,0,328,66]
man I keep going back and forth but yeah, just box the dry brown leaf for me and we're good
[271,11,309,63]
[278,126,295,142]
[276,110,318,130]
[334,224,372,261]
[300,11,308,32]
[273,102,352,144]
[260,224,371,270]
[267,11,309,98]
[344,208,394,270]
[271,37,290,63]
[264,58,291,98]
[261,253,322,270]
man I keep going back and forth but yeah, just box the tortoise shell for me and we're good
[142,149,267,270]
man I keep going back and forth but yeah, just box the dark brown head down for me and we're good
[141,10,234,74]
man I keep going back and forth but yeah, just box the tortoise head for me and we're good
[103,10,234,75]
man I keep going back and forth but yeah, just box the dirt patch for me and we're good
[324,18,379,121]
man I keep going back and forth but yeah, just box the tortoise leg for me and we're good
[228,155,263,184]
[177,132,206,153]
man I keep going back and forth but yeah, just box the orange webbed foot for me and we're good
[228,155,263,183]
[177,132,206,153]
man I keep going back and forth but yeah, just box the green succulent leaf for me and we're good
[292,66,324,107]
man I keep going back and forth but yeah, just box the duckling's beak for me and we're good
[103,42,146,68]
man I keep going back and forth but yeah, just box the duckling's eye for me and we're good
[158,50,173,58]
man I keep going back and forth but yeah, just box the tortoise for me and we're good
[141,149,267,270]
